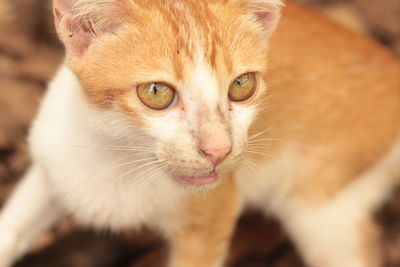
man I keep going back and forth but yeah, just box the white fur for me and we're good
[191,54,220,107]
[0,167,61,267]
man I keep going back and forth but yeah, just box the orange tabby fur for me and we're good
[258,2,400,203]
[169,174,240,267]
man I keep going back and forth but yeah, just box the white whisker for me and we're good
[56,143,154,152]
[111,151,153,166]
[248,127,272,140]
[115,159,165,181]
[111,157,158,169]
[247,138,284,144]
[245,150,274,158]
[243,159,264,185]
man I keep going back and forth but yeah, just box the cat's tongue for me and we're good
[179,171,218,185]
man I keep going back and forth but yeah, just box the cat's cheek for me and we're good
[146,111,185,138]
[115,101,147,128]
[230,105,258,155]
[232,105,257,134]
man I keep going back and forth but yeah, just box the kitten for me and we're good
[0,0,281,267]
[1,1,400,267]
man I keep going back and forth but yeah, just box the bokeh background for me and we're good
[0,0,399,266]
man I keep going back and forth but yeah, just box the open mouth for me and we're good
[178,171,218,185]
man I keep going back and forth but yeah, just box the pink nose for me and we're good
[199,146,231,166]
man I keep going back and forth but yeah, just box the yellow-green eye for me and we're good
[228,73,256,102]
[137,82,175,110]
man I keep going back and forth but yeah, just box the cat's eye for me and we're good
[228,73,257,102]
[137,82,176,110]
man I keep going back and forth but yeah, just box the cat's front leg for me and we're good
[167,174,240,267]
[0,165,63,267]
[276,186,383,267]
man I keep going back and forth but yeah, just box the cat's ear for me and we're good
[53,0,123,56]
[241,0,283,39]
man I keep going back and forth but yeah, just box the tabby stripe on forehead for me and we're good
[154,0,230,73]
[158,2,195,59]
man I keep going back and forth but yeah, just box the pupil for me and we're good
[151,84,158,95]
[236,75,248,87]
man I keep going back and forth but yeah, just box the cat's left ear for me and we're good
[241,0,283,39]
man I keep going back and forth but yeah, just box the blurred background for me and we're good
[0,0,399,266]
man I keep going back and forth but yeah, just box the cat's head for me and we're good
[53,0,282,190]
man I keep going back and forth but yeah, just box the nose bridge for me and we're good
[198,107,228,142]
[196,107,232,165]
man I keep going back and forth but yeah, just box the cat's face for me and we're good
[54,0,281,189]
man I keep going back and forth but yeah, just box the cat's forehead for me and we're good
[115,0,268,79]
[129,0,229,64]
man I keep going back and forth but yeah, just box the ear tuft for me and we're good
[53,0,124,56]
[242,0,283,39]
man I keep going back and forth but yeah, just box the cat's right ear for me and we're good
[53,0,123,56]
